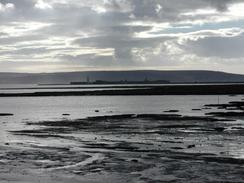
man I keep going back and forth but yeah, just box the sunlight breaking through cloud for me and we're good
[0,0,243,73]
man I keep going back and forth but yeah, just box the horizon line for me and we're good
[0,69,242,75]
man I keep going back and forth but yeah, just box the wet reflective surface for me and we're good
[1,95,244,182]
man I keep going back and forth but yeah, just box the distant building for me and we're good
[70,79,170,85]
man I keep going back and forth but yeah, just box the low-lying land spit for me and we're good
[1,84,244,96]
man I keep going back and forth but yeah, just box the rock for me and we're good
[95,110,100,113]
[171,147,184,150]
[187,145,196,149]
[88,114,135,121]
[164,110,179,113]
[0,113,14,116]
[206,112,244,117]
[131,159,139,163]
[214,127,226,132]
[62,114,70,116]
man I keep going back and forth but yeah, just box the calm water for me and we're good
[1,83,243,93]
[0,84,243,123]
[0,84,147,93]
[0,94,243,142]
[0,84,243,143]
[1,86,244,182]
[1,95,242,121]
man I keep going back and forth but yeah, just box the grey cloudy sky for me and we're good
[0,0,244,73]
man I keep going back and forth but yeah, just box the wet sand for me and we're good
[1,99,244,182]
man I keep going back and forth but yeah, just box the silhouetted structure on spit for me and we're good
[70,79,170,85]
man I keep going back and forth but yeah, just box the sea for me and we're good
[1,84,244,182]
[0,84,243,140]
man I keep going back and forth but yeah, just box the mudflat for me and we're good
[1,98,244,182]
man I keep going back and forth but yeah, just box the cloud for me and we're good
[102,0,133,13]
[179,30,244,59]
[0,2,14,12]
[34,0,52,10]
[0,0,243,73]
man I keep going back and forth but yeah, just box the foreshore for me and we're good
[1,84,244,97]
[1,96,244,182]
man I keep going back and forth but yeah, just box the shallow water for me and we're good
[1,94,244,182]
[0,95,243,143]
[0,95,241,126]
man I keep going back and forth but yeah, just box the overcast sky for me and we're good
[0,0,244,73]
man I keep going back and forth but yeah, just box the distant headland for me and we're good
[1,70,244,84]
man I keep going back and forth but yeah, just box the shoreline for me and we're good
[1,97,244,182]
[1,84,244,97]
